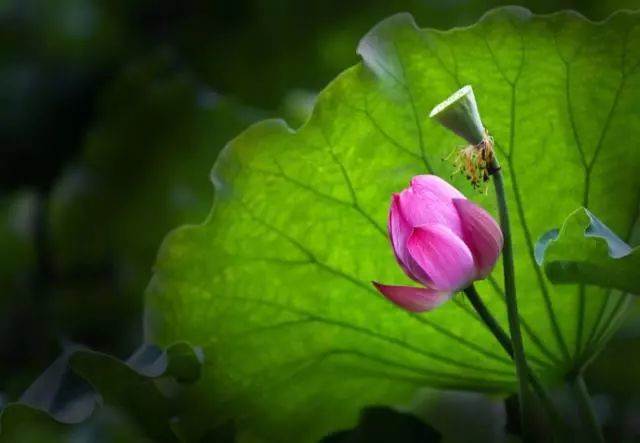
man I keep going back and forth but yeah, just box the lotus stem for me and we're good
[464,285,564,436]
[572,374,605,443]
[489,156,537,437]
[430,86,544,438]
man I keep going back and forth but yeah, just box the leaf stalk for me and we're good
[572,373,605,443]
[463,285,564,437]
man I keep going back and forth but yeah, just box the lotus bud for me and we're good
[373,175,503,312]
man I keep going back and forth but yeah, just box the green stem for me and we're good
[490,157,534,439]
[463,285,512,356]
[573,374,605,443]
[463,285,564,434]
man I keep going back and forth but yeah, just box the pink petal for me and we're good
[410,175,466,201]
[406,224,476,291]
[397,175,465,238]
[453,199,503,279]
[389,194,412,270]
[372,282,451,312]
[388,194,430,283]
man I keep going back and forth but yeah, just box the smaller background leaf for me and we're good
[537,207,640,294]
[69,350,177,442]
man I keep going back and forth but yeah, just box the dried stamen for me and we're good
[452,130,496,190]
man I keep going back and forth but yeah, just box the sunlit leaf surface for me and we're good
[145,8,640,441]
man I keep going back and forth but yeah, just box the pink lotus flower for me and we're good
[373,175,503,312]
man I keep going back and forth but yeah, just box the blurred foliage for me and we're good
[4,0,640,191]
[0,191,36,298]
[0,342,208,442]
[1,0,640,442]
[0,405,70,443]
[47,52,262,355]
[0,191,59,398]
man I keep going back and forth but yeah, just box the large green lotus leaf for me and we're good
[145,8,640,441]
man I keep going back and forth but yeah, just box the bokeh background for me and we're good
[2,0,640,441]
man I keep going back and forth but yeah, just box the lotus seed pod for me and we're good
[429,85,485,145]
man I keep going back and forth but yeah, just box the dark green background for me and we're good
[1,0,640,441]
